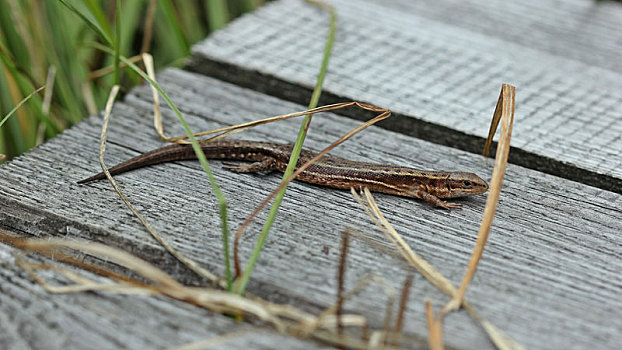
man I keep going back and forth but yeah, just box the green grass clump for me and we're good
[0,0,265,162]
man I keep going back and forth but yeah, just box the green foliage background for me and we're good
[0,0,264,162]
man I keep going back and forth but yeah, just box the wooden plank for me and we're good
[1,68,620,349]
[360,0,622,74]
[188,0,622,193]
[0,242,330,350]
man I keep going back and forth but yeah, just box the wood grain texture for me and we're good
[1,68,620,349]
[188,0,622,193]
[360,0,622,74]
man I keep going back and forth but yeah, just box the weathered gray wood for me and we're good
[189,0,622,193]
[361,0,622,74]
[1,68,620,349]
[0,242,330,350]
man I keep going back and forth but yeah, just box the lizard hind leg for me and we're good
[222,157,277,173]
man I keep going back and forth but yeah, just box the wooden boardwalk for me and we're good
[1,1,621,349]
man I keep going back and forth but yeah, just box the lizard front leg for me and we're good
[416,189,461,210]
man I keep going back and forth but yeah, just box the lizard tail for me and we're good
[77,143,195,184]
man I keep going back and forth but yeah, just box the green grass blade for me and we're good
[82,0,113,38]
[58,0,112,46]
[206,0,230,32]
[157,0,190,54]
[235,1,336,295]
[0,85,45,130]
[0,44,58,136]
[176,1,207,42]
[38,2,90,124]
[113,0,121,85]
[100,49,232,289]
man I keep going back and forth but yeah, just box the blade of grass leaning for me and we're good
[162,102,359,143]
[95,84,223,287]
[90,48,233,289]
[0,85,45,130]
[142,52,235,289]
[58,0,112,46]
[1,234,285,332]
[36,66,56,145]
[0,69,33,153]
[482,88,504,157]
[82,0,114,39]
[442,84,515,314]
[234,0,336,295]
[0,45,58,137]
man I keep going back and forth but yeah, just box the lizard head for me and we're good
[443,172,489,198]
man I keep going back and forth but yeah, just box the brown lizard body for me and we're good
[78,139,488,209]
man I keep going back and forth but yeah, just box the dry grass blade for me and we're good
[442,84,515,315]
[88,54,144,80]
[351,187,524,349]
[161,101,370,144]
[12,237,182,288]
[480,320,527,350]
[425,301,444,350]
[2,232,151,286]
[96,85,223,287]
[37,66,57,145]
[482,88,505,157]
[1,231,403,350]
[82,80,98,115]
[142,53,166,141]
[140,0,157,55]
[351,188,457,296]
[16,258,158,295]
[390,273,413,345]
[313,314,368,330]
[41,66,56,116]
[294,273,393,341]
[337,229,350,342]
[2,234,285,330]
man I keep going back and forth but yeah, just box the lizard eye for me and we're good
[463,180,472,188]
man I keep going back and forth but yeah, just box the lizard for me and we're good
[78,139,489,209]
